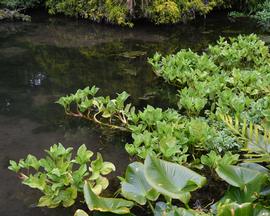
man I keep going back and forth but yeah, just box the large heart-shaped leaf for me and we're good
[144,155,207,204]
[120,162,159,205]
[216,164,268,189]
[84,181,134,214]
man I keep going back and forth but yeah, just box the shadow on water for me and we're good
[0,12,267,216]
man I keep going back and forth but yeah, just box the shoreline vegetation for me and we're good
[0,0,268,27]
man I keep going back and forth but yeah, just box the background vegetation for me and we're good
[0,0,248,26]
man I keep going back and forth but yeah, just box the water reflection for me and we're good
[30,72,46,86]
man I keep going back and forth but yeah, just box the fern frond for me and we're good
[220,114,270,164]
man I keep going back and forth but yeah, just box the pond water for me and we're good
[0,12,267,216]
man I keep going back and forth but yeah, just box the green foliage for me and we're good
[74,209,90,216]
[80,155,207,215]
[56,86,133,131]
[216,164,269,189]
[58,87,241,163]
[252,0,270,31]
[154,202,212,216]
[144,155,207,205]
[54,34,270,215]
[208,34,269,70]
[216,202,270,216]
[148,0,180,24]
[0,0,40,21]
[148,0,230,24]
[119,162,159,205]
[149,35,270,123]
[231,0,270,31]
[43,0,230,26]
[83,181,134,214]
[125,106,190,163]
[178,87,208,116]
[0,0,41,9]
[125,106,239,161]
[148,50,219,87]
[214,163,270,215]
[45,0,132,26]
[201,151,239,169]
[0,8,31,21]
[8,143,115,208]
[221,115,270,166]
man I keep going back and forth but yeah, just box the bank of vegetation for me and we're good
[9,34,270,215]
[1,0,269,27]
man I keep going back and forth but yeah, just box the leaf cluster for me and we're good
[77,155,207,215]
[8,143,115,208]
[149,34,270,126]
[56,86,134,131]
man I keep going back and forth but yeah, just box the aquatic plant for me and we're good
[8,144,115,208]
[76,155,207,215]
[75,155,270,216]
[214,163,270,215]
[56,86,133,131]
[149,34,270,123]
[58,88,240,163]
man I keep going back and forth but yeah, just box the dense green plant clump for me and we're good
[149,34,270,125]
[0,0,41,21]
[45,0,132,26]
[9,144,115,208]
[57,85,241,165]
[44,0,230,26]
[0,0,41,9]
[0,0,231,25]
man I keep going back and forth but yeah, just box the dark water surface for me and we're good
[0,13,267,216]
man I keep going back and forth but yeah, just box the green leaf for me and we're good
[217,202,270,216]
[38,195,60,208]
[90,153,104,171]
[75,144,93,165]
[96,176,109,190]
[216,164,268,189]
[144,155,207,204]
[83,181,134,214]
[74,209,89,216]
[46,143,73,160]
[90,86,100,96]
[23,173,47,191]
[60,186,78,207]
[120,162,159,205]
[8,160,20,173]
[25,154,40,170]
[100,162,116,175]
[72,164,88,188]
